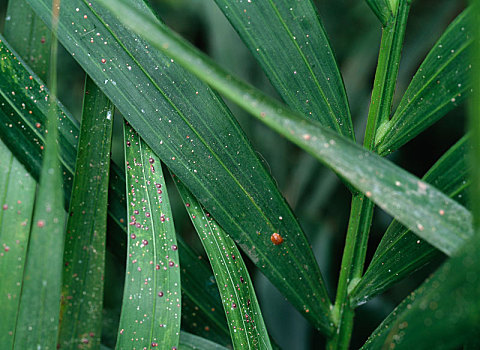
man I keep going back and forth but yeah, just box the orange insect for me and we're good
[270,232,284,245]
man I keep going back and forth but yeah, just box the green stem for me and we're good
[365,0,411,151]
[328,2,411,349]
[328,195,373,350]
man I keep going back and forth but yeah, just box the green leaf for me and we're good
[178,236,232,347]
[101,332,229,350]
[376,7,473,155]
[0,32,229,344]
[173,176,272,349]
[14,22,66,348]
[28,0,333,333]
[361,232,480,350]
[350,135,470,306]
[4,0,51,82]
[0,139,36,349]
[179,332,229,350]
[98,0,473,256]
[57,77,114,348]
[117,124,181,349]
[214,0,354,139]
[365,0,395,26]
[0,34,78,199]
[470,0,480,230]
[0,2,39,347]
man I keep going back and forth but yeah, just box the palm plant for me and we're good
[0,0,479,349]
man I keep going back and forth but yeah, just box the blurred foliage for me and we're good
[0,0,468,348]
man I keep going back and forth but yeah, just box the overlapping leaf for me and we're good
[215,0,354,139]
[361,232,480,350]
[28,0,333,333]
[0,34,78,199]
[58,77,114,348]
[0,140,36,348]
[0,31,229,342]
[98,0,473,256]
[0,2,39,346]
[350,135,470,306]
[174,177,271,349]
[178,235,231,347]
[14,26,66,348]
[376,7,473,155]
[179,332,230,350]
[117,125,181,349]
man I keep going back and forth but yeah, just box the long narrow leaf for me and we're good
[0,1,40,346]
[28,0,333,333]
[0,140,36,348]
[174,176,271,349]
[376,7,473,155]
[58,77,114,348]
[4,0,51,82]
[0,32,230,343]
[178,236,231,347]
[101,332,229,350]
[0,34,78,199]
[179,332,229,350]
[215,0,354,139]
[98,0,473,256]
[361,232,480,349]
[350,135,470,306]
[14,15,66,347]
[117,124,181,349]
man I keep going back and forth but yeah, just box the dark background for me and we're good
[0,0,468,348]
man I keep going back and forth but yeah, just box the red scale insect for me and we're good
[270,232,284,245]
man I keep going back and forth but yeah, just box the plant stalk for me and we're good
[328,2,411,349]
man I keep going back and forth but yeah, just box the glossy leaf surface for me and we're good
[362,232,480,350]
[376,7,473,155]
[0,2,40,346]
[215,0,354,139]
[350,135,470,306]
[0,33,229,343]
[0,140,36,348]
[117,125,181,349]
[98,0,473,257]
[28,0,332,333]
[179,332,230,350]
[174,176,271,349]
[14,28,66,348]
[58,77,114,348]
[0,35,78,198]
[178,235,231,347]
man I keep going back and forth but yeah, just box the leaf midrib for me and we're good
[389,37,472,133]
[80,0,330,320]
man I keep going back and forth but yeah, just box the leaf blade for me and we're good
[97,0,473,256]
[173,176,272,349]
[58,77,114,348]
[376,7,473,155]
[361,232,480,350]
[117,124,181,349]
[14,20,66,348]
[179,332,230,350]
[0,32,230,344]
[350,135,470,306]
[27,0,333,333]
[214,0,354,139]
[0,140,36,349]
